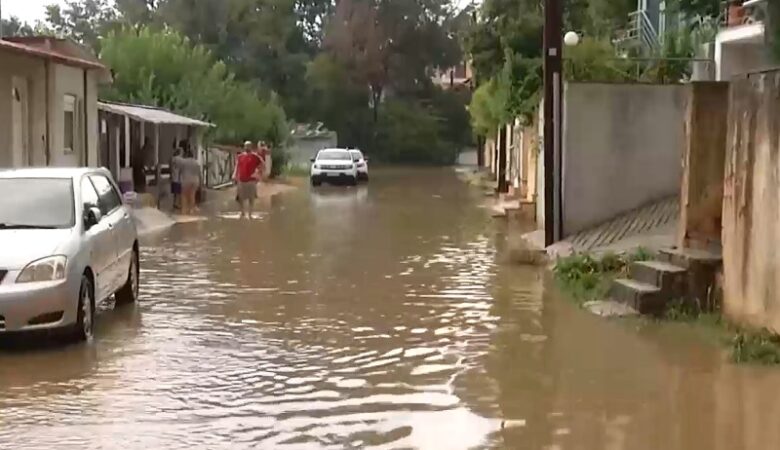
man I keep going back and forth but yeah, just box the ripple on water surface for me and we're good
[0,173,545,449]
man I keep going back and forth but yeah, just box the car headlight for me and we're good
[313,164,320,170]
[17,256,68,283]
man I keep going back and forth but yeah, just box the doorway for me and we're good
[11,77,30,167]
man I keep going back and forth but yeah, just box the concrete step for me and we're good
[630,260,687,298]
[658,247,723,312]
[658,247,722,269]
[610,278,665,315]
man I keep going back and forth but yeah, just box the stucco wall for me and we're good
[0,50,100,169]
[49,64,98,167]
[0,51,48,167]
[719,44,774,81]
[678,82,729,250]
[561,82,686,236]
[723,72,780,333]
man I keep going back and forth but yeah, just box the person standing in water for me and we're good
[170,145,184,211]
[234,141,263,218]
[179,146,202,215]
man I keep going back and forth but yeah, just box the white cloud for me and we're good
[2,0,66,24]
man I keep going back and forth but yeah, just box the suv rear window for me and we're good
[317,150,352,161]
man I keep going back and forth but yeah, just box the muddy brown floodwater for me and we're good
[2,168,780,449]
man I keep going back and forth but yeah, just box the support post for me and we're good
[154,123,160,208]
[124,115,131,168]
[497,125,508,193]
[477,135,485,168]
[544,0,563,246]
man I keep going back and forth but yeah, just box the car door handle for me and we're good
[108,223,114,229]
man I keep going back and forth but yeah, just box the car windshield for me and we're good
[0,178,75,229]
[318,150,352,161]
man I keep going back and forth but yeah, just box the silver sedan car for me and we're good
[0,168,139,341]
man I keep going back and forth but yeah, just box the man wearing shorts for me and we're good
[234,141,264,218]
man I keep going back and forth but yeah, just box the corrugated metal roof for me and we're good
[98,101,215,127]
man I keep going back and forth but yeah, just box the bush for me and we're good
[373,99,458,165]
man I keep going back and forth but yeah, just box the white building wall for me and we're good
[0,51,48,167]
[49,64,99,168]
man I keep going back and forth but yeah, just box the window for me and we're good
[64,95,76,154]
[0,178,74,228]
[89,175,122,216]
[317,150,352,161]
[81,177,100,209]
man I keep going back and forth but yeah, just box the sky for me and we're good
[3,0,477,25]
[2,0,66,24]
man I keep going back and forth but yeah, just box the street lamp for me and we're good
[564,31,580,47]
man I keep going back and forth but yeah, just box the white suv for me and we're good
[310,149,359,186]
[349,149,369,182]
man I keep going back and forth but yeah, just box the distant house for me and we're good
[0,36,111,168]
[715,0,775,80]
[431,61,473,90]
[288,123,338,168]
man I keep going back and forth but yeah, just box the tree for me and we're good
[155,0,318,120]
[1,17,36,37]
[44,0,120,51]
[324,0,389,123]
[100,26,287,147]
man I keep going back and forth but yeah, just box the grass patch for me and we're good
[657,299,780,365]
[552,248,652,304]
[731,329,780,365]
[554,248,780,365]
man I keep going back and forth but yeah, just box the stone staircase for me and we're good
[610,247,723,315]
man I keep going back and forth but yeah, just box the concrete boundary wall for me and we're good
[562,82,686,237]
[723,71,780,332]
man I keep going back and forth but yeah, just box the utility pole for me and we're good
[543,0,563,246]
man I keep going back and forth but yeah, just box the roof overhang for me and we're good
[0,38,107,71]
[98,101,215,128]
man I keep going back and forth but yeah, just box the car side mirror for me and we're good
[364,157,369,163]
[310,157,316,163]
[84,206,102,230]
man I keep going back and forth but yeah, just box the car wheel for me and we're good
[349,176,358,186]
[116,249,139,304]
[311,177,321,187]
[74,275,95,342]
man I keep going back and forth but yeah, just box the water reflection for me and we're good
[0,168,779,449]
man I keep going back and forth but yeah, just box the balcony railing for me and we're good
[614,9,660,55]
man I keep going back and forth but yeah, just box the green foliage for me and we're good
[100,26,287,146]
[469,82,503,138]
[665,0,721,19]
[732,329,780,365]
[769,0,780,63]
[270,145,291,178]
[564,38,634,82]
[553,248,653,304]
[373,99,459,165]
[43,0,473,165]
[1,17,36,37]
[44,0,120,51]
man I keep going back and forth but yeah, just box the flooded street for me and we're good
[2,168,780,449]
